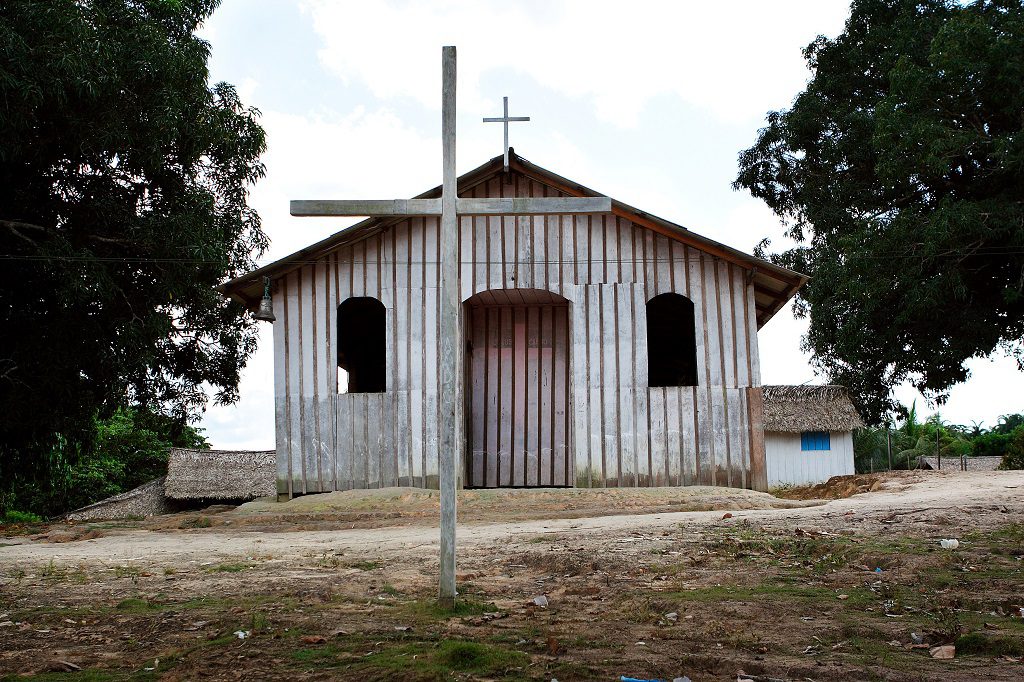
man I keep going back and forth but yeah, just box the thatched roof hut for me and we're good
[762,385,864,432]
[164,448,276,500]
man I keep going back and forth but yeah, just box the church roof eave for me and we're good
[220,150,807,329]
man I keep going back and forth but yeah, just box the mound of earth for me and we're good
[773,470,926,500]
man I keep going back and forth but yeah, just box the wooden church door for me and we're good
[465,290,571,487]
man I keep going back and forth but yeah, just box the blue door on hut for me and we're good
[464,289,571,487]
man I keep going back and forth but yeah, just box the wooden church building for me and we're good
[221,150,808,497]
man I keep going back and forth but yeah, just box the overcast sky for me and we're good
[198,0,1023,448]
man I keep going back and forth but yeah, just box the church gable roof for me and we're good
[221,150,808,327]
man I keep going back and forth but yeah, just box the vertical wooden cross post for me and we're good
[437,45,459,608]
[289,46,610,607]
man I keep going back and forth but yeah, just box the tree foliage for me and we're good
[0,1,266,479]
[2,407,208,519]
[853,402,1024,472]
[735,0,1024,423]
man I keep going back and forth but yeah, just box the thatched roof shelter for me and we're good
[164,448,276,500]
[762,385,864,432]
[67,476,174,521]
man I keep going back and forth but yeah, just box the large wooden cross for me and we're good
[290,46,610,608]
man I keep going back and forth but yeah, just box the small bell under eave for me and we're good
[254,276,276,322]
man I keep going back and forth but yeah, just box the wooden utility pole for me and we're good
[437,45,459,608]
[886,425,892,471]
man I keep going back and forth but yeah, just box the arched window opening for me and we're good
[646,293,698,387]
[337,297,386,393]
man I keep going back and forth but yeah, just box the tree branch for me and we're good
[0,219,49,233]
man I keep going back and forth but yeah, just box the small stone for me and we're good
[665,611,678,622]
[533,595,549,608]
[838,594,849,600]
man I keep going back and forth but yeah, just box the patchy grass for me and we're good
[956,632,1024,657]
[346,560,383,571]
[114,598,163,614]
[289,637,529,678]
[403,597,500,622]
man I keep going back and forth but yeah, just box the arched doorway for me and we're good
[464,289,571,487]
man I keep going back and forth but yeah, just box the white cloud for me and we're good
[303,0,849,127]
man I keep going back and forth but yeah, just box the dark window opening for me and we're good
[646,293,698,387]
[337,297,386,393]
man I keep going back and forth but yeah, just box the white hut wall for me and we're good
[764,430,854,486]
[273,172,764,494]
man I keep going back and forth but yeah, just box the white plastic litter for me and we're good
[940,539,960,550]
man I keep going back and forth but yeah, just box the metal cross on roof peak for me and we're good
[483,96,530,173]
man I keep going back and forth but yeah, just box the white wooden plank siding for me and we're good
[765,431,855,486]
[272,169,766,493]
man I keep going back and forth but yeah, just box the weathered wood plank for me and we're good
[727,388,745,488]
[336,395,352,489]
[648,388,668,486]
[616,284,636,487]
[523,306,538,485]
[469,307,486,487]
[290,198,441,217]
[456,196,612,215]
[630,284,650,486]
[498,306,514,486]
[680,388,696,486]
[747,386,768,490]
[273,277,289,495]
[512,306,527,486]
[553,303,569,486]
[484,307,499,487]
[601,285,618,486]
[571,289,591,487]
[356,393,370,488]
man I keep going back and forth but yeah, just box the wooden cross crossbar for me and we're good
[289,196,612,218]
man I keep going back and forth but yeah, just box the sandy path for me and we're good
[2,470,1021,569]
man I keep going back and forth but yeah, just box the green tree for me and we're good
[9,407,209,518]
[735,0,1024,423]
[0,1,266,483]
[999,425,1024,469]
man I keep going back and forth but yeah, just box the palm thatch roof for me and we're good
[762,385,864,432]
[66,476,174,521]
[164,448,276,500]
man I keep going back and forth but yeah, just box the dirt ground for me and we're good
[1,470,1023,681]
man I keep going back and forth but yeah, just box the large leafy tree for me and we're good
[0,1,266,476]
[735,0,1024,423]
